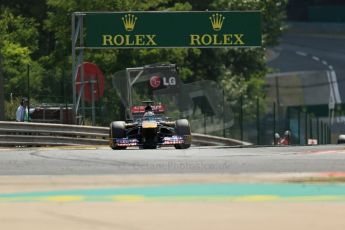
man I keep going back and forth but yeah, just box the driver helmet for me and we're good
[145,105,153,112]
[274,133,280,139]
[143,111,155,120]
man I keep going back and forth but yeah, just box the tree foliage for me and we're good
[0,0,287,123]
[0,9,44,98]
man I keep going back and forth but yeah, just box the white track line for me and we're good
[294,52,340,104]
[312,56,320,61]
[296,51,307,56]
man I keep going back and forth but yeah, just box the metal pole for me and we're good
[320,121,324,144]
[91,80,95,126]
[222,89,225,137]
[325,123,328,144]
[0,51,5,121]
[309,115,313,139]
[43,106,46,122]
[60,105,63,124]
[328,125,330,144]
[256,97,260,145]
[275,76,280,126]
[273,102,276,145]
[323,123,326,145]
[71,13,76,124]
[80,15,85,125]
[328,126,331,144]
[324,123,327,144]
[316,117,319,144]
[64,65,68,124]
[240,94,243,142]
[126,69,131,120]
[327,125,330,144]
[297,110,301,144]
[305,112,308,145]
[27,64,30,119]
[324,122,326,144]
[286,107,290,131]
[204,113,206,135]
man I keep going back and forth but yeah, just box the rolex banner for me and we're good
[84,11,261,48]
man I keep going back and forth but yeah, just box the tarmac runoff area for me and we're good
[1,145,345,229]
[0,174,345,230]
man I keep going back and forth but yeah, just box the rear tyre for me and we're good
[174,119,191,149]
[109,121,127,150]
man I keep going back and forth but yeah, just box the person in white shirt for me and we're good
[16,98,27,122]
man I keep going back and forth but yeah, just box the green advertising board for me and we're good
[84,11,261,48]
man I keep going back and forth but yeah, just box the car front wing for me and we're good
[110,135,187,147]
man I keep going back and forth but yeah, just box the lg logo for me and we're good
[150,76,161,88]
[149,76,176,89]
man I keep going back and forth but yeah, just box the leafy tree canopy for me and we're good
[0,0,287,123]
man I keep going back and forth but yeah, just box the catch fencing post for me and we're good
[298,110,301,145]
[256,97,260,145]
[324,124,327,144]
[203,113,206,135]
[309,115,313,140]
[305,112,308,145]
[240,94,243,142]
[316,117,319,144]
[222,89,225,137]
[27,64,30,118]
[273,102,276,145]
[321,121,324,144]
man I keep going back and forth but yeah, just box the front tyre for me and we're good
[109,121,127,150]
[174,119,191,149]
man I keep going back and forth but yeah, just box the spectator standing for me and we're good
[16,98,29,122]
[16,99,25,122]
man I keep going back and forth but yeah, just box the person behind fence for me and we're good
[276,130,291,145]
[16,98,25,122]
[16,98,29,122]
[283,130,291,145]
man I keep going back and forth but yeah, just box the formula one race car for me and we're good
[109,102,191,149]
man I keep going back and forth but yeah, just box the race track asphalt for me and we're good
[0,145,344,175]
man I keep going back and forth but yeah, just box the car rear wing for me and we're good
[131,105,166,114]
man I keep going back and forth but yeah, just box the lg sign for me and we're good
[150,76,161,88]
[149,76,176,88]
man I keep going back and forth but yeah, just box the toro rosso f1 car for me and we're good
[109,102,191,149]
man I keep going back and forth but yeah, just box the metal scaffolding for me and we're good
[71,12,85,124]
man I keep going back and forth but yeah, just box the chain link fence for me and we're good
[5,64,340,145]
[110,65,336,145]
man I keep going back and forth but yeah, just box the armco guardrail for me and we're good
[0,121,251,147]
[192,133,251,146]
[0,121,108,146]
